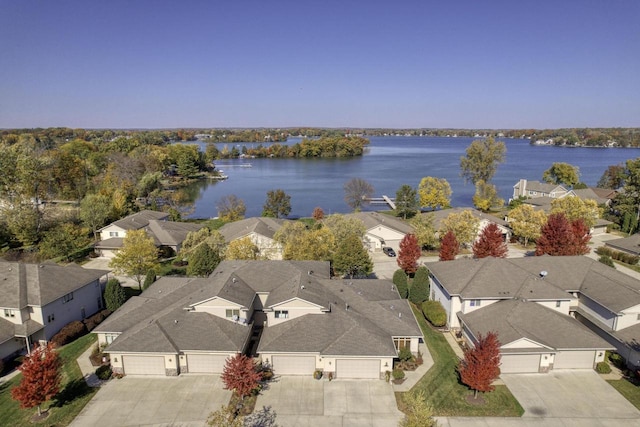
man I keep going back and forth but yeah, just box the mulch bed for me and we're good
[465,394,486,405]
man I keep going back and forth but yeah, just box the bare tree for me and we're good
[343,178,374,211]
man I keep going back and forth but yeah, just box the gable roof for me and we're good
[346,212,414,235]
[100,210,169,232]
[0,261,108,309]
[605,234,640,256]
[218,217,288,242]
[145,220,203,247]
[459,299,613,351]
[427,207,510,231]
[514,180,567,195]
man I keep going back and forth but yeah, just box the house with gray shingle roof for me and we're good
[427,207,512,243]
[512,179,570,200]
[95,210,203,257]
[345,212,414,252]
[94,260,422,378]
[0,261,108,360]
[218,217,288,260]
[427,256,637,373]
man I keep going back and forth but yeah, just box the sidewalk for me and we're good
[76,341,104,388]
[392,343,433,392]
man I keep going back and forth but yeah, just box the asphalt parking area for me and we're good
[71,375,231,427]
[501,370,640,419]
[255,376,402,427]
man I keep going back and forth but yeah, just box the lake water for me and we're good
[181,137,640,219]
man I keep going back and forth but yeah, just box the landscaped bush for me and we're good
[422,300,447,327]
[392,368,405,380]
[596,361,612,374]
[143,268,157,290]
[83,309,112,331]
[609,352,626,370]
[595,246,640,265]
[51,320,88,347]
[393,269,409,299]
[95,364,112,380]
[598,255,615,268]
[398,347,413,362]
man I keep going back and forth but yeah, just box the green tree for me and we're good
[441,209,480,248]
[226,236,260,260]
[332,233,373,278]
[543,162,580,187]
[187,243,222,276]
[38,223,91,260]
[409,266,430,305]
[181,228,226,258]
[104,278,127,311]
[80,193,112,240]
[143,268,157,290]
[393,269,409,299]
[323,214,366,244]
[109,229,159,290]
[508,204,547,247]
[550,196,600,228]
[472,180,504,212]
[395,184,419,219]
[217,195,246,222]
[2,199,42,247]
[418,176,452,210]
[398,391,437,427]
[409,213,438,250]
[343,178,374,211]
[262,189,291,218]
[597,164,625,189]
[460,137,506,184]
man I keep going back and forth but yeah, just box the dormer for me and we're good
[265,297,327,326]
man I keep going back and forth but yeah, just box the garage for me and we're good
[336,359,380,379]
[123,355,165,375]
[500,354,540,373]
[272,355,316,375]
[554,351,595,369]
[186,354,228,373]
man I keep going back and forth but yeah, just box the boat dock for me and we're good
[366,195,396,210]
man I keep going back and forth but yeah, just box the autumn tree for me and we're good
[216,194,246,222]
[80,193,112,240]
[109,229,159,290]
[11,343,61,417]
[38,223,92,260]
[550,196,600,228]
[226,236,260,260]
[333,233,373,278]
[439,230,459,261]
[597,164,625,189]
[282,227,335,261]
[397,234,421,274]
[458,332,501,399]
[543,162,580,187]
[399,390,437,427]
[262,189,291,218]
[343,177,374,211]
[323,214,366,244]
[418,176,452,210]
[181,228,226,258]
[535,213,590,256]
[312,206,324,221]
[508,204,547,247]
[472,223,508,259]
[221,354,262,399]
[472,180,504,212]
[460,137,506,184]
[104,278,127,311]
[187,243,222,276]
[395,184,419,219]
[441,209,480,248]
[409,213,438,250]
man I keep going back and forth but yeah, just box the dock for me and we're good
[365,195,396,210]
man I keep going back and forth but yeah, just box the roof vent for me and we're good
[232,277,237,283]
[540,271,548,279]
[345,303,350,311]
[308,270,313,275]
[398,312,402,318]
[174,319,178,324]
[300,285,305,290]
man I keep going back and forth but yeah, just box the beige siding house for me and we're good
[346,212,414,252]
[218,217,287,260]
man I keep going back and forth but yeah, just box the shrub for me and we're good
[409,266,430,305]
[392,368,405,380]
[104,278,127,312]
[313,370,323,380]
[422,300,447,327]
[596,361,612,374]
[393,269,409,299]
[95,365,112,380]
[609,352,625,369]
[598,255,615,268]
[143,268,157,290]
[51,320,87,347]
[83,309,112,331]
[398,347,413,362]
[595,246,639,265]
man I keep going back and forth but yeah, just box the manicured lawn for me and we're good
[0,334,98,426]
[397,305,524,417]
[607,378,640,410]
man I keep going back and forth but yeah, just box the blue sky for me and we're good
[1,0,638,129]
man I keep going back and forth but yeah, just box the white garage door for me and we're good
[500,354,540,373]
[187,354,228,373]
[336,359,380,379]
[123,355,165,375]
[554,351,595,369]
[272,356,315,375]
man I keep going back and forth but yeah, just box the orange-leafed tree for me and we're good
[458,332,501,399]
[312,206,324,221]
[472,223,508,259]
[535,213,590,256]
[221,354,262,399]
[397,233,421,274]
[11,343,61,416]
[439,230,459,261]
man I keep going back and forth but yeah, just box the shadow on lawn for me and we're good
[52,378,93,407]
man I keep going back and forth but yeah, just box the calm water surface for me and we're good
[182,137,640,218]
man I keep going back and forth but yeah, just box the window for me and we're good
[47,313,55,323]
[225,309,240,319]
[62,292,74,304]
[109,231,119,237]
[4,309,15,318]
[556,300,561,308]
[105,334,118,344]
[393,337,411,351]
[469,299,481,307]
[274,310,289,319]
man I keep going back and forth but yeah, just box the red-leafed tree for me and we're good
[397,233,421,274]
[535,213,591,256]
[11,343,61,416]
[458,332,501,399]
[221,354,262,399]
[472,223,508,259]
[312,206,324,221]
[439,230,459,261]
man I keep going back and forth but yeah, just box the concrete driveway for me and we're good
[255,376,402,427]
[71,375,231,427]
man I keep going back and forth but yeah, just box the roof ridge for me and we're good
[154,320,180,352]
